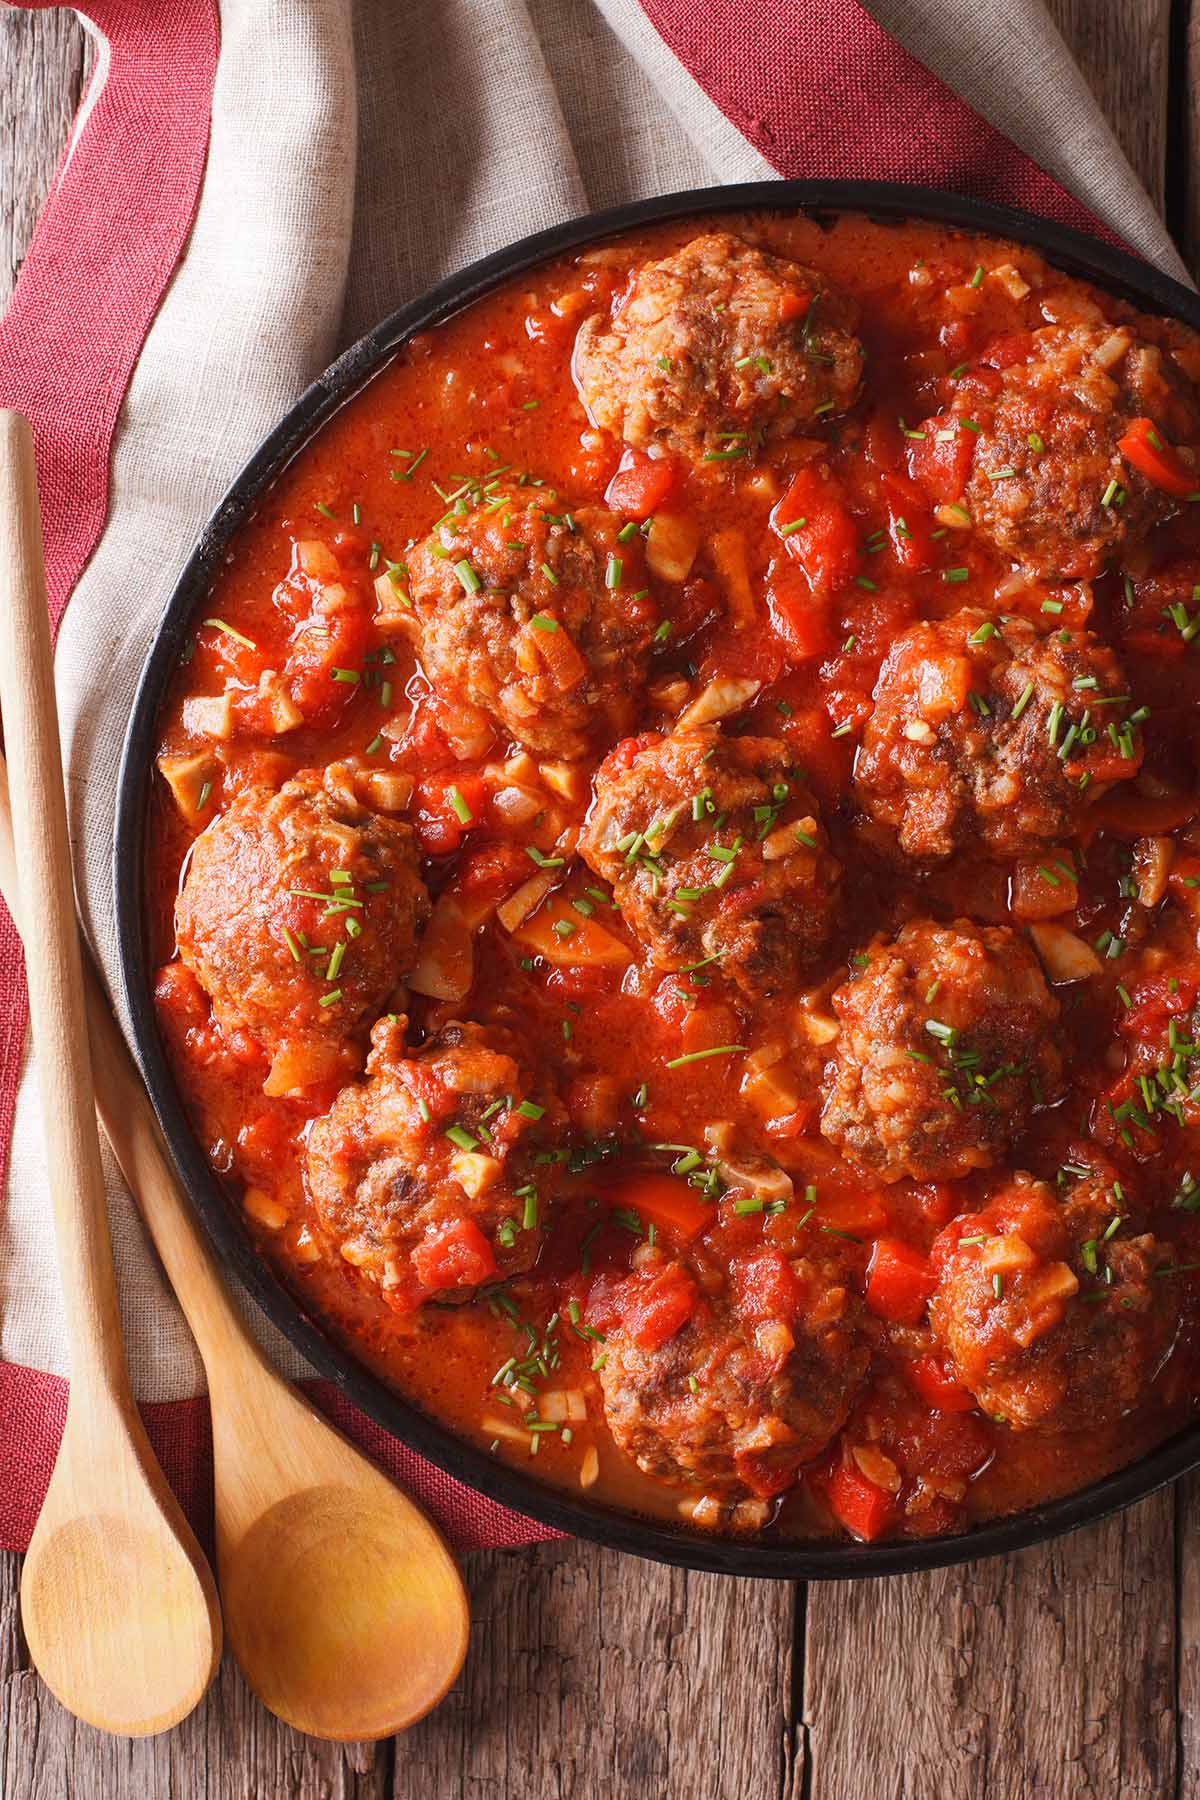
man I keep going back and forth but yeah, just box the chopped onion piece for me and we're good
[1027,921,1103,983]
[677,676,760,729]
[409,894,474,1000]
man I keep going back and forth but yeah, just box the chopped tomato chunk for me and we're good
[412,1218,497,1291]
[412,772,487,855]
[866,1238,936,1326]
[592,1262,699,1351]
[730,1249,799,1323]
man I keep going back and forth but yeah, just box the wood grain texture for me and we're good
[805,1494,1178,1800]
[391,1540,798,1799]
[0,8,90,303]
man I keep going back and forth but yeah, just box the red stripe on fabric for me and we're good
[636,0,1118,242]
[0,1362,560,1556]
[0,1,218,1213]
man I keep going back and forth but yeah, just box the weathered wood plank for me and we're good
[1186,0,1200,268]
[1043,0,1171,209]
[805,1493,1177,1800]
[392,1540,799,1799]
[0,7,91,303]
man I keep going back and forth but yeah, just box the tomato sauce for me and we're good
[147,211,1200,1544]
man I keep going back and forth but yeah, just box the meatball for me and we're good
[406,493,658,759]
[573,232,864,465]
[855,609,1144,860]
[820,920,1063,1182]
[930,1175,1179,1429]
[589,1244,870,1498]
[305,1016,565,1309]
[175,772,428,1092]
[958,325,1195,577]
[578,726,840,998]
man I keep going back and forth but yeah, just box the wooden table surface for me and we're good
[1,4,1197,1794]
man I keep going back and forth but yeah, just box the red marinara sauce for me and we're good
[147,212,1200,1544]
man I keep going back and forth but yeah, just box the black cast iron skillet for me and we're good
[115,180,1200,1579]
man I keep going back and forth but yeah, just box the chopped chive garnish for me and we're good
[665,1044,745,1068]
[201,617,256,649]
[448,785,474,824]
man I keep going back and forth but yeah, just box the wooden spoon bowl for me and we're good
[218,1460,468,1739]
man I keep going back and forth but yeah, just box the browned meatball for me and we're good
[305,1017,565,1310]
[930,1175,1179,1429]
[855,609,1144,860]
[821,920,1063,1182]
[406,493,658,759]
[959,325,1195,577]
[588,1244,870,1499]
[175,772,428,1093]
[573,232,864,465]
[578,726,840,998]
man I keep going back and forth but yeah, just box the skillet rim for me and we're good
[114,179,1200,1579]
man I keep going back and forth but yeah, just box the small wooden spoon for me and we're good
[0,413,469,1740]
[0,410,222,1734]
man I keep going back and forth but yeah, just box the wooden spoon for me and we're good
[0,413,470,1740]
[0,410,222,1734]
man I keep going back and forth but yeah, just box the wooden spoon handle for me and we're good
[0,411,129,1398]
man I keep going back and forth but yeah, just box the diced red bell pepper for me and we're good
[770,469,861,600]
[412,1217,497,1291]
[765,565,835,663]
[1118,418,1197,499]
[881,472,935,572]
[730,1249,800,1323]
[906,1353,976,1414]
[826,1464,896,1542]
[865,1237,936,1326]
[605,447,677,519]
[817,1188,889,1235]
[906,413,975,504]
[603,1174,712,1246]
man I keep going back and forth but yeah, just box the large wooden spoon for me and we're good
[0,411,469,1741]
[0,410,222,1734]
